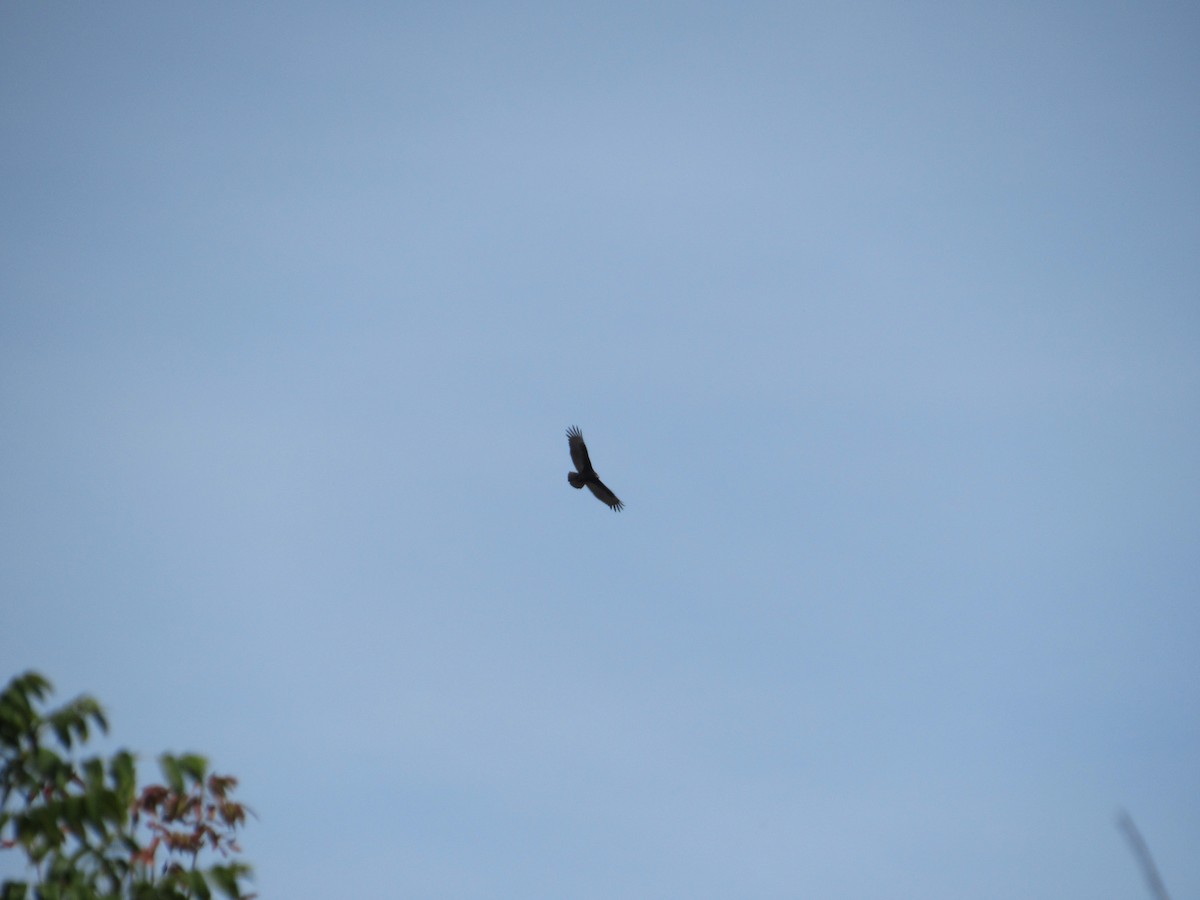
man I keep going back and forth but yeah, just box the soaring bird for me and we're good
[566,426,624,511]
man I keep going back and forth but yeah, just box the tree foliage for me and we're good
[0,672,254,900]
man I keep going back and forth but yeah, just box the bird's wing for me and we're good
[566,426,594,475]
[587,479,624,511]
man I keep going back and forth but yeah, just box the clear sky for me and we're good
[2,3,1197,897]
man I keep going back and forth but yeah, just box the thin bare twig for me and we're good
[1117,809,1171,900]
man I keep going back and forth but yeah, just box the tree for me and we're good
[0,671,254,900]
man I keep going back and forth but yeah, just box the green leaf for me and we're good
[177,754,208,787]
[110,750,137,802]
[159,755,184,794]
[186,869,212,900]
[0,684,38,747]
[82,757,105,791]
[208,863,253,899]
[52,718,72,750]
[11,672,52,703]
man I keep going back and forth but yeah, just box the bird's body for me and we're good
[566,426,623,511]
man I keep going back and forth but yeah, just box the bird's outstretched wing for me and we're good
[587,479,624,511]
[566,426,594,476]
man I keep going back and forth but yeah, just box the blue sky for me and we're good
[2,3,1198,897]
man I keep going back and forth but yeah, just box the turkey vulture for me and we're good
[566,426,624,511]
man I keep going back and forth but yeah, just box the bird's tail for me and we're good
[567,472,586,489]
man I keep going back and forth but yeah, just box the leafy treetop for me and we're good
[1,671,255,900]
